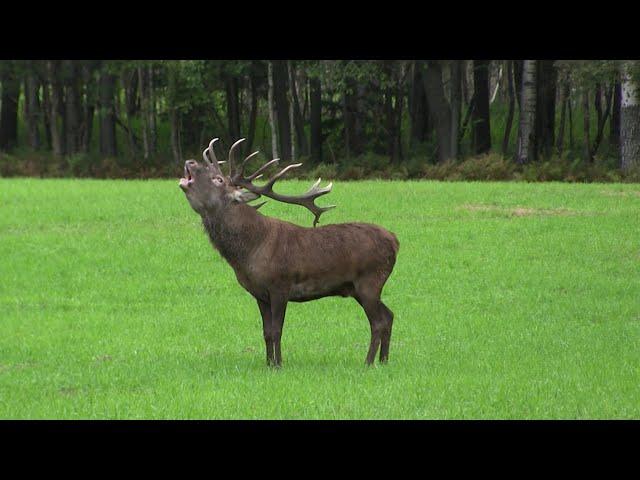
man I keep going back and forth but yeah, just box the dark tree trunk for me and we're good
[610,81,621,150]
[99,71,117,156]
[409,61,431,146]
[582,91,591,162]
[271,60,292,161]
[138,67,150,158]
[309,76,322,164]
[147,66,157,155]
[24,68,42,150]
[64,60,82,155]
[450,60,462,158]
[514,60,523,109]
[45,61,64,156]
[125,69,139,117]
[343,76,363,158]
[0,65,20,151]
[472,60,491,155]
[422,61,453,162]
[81,65,95,154]
[502,60,515,155]
[534,60,557,160]
[225,74,241,141]
[592,84,613,156]
[556,78,570,155]
[288,62,308,156]
[245,69,259,155]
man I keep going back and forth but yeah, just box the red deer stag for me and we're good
[179,137,399,367]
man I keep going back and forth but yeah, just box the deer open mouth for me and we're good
[179,164,194,190]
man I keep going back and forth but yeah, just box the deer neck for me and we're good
[201,202,267,269]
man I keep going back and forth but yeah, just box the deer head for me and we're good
[180,137,335,225]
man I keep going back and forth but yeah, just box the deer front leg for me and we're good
[256,298,275,366]
[269,295,288,368]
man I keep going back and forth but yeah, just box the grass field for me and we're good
[1,178,639,419]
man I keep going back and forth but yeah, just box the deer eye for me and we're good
[212,176,224,185]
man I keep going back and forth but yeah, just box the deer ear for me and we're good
[230,189,260,204]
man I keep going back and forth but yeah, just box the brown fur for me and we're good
[181,158,399,367]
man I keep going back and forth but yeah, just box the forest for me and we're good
[0,60,639,182]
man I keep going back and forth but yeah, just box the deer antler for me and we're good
[202,138,226,176]
[225,137,335,227]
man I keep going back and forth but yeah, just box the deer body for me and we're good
[181,138,399,367]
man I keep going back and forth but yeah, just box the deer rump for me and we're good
[236,221,400,303]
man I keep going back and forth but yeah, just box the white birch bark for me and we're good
[620,61,640,171]
[515,60,536,164]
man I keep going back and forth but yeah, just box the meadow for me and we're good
[0,178,638,419]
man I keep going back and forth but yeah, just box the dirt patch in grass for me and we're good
[600,190,640,198]
[460,204,578,217]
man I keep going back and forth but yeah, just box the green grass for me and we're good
[1,179,639,419]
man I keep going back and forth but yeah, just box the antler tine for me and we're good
[228,138,246,177]
[232,150,260,181]
[202,138,224,175]
[246,158,279,181]
[264,163,303,188]
[224,136,337,226]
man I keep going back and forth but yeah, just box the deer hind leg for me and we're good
[355,277,388,366]
[378,302,394,363]
[256,298,275,366]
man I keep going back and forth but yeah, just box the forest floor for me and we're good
[1,179,639,419]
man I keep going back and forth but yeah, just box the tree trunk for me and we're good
[472,60,491,155]
[271,60,292,161]
[343,76,362,158]
[450,60,462,158]
[24,68,41,150]
[502,60,515,156]
[99,71,117,156]
[515,60,536,164]
[245,69,258,156]
[168,64,182,165]
[620,62,640,171]
[0,64,20,151]
[534,60,556,160]
[514,60,523,109]
[422,61,453,162]
[138,67,149,159]
[409,61,431,146]
[592,84,613,156]
[288,61,308,156]
[309,76,322,164]
[45,61,64,156]
[556,78,570,155]
[225,74,241,141]
[147,65,157,156]
[64,60,82,155]
[80,65,95,153]
[610,80,621,150]
[582,91,591,162]
[267,61,279,159]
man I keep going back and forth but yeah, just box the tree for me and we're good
[98,67,117,156]
[422,60,453,162]
[515,60,536,164]
[0,61,20,151]
[472,60,491,155]
[620,61,640,171]
[309,74,323,164]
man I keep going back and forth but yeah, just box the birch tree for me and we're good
[620,61,640,171]
[515,60,536,164]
